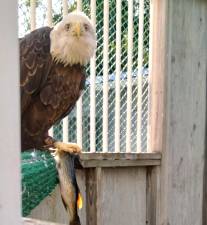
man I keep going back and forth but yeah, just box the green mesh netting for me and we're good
[21,150,58,217]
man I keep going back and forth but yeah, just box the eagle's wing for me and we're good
[20,27,53,114]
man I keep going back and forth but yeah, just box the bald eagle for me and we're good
[20,12,96,153]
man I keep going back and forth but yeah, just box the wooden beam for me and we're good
[146,166,160,225]
[80,152,161,160]
[81,159,160,168]
[152,0,207,224]
[23,218,64,225]
[148,0,167,153]
[79,153,161,168]
[85,168,102,225]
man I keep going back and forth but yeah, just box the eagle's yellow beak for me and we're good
[74,22,81,38]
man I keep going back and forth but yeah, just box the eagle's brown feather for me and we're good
[20,27,86,150]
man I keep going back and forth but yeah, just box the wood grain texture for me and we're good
[156,0,207,224]
[146,166,160,225]
[85,168,102,225]
[80,152,161,160]
[80,153,161,168]
[81,159,160,168]
[23,218,64,225]
[98,167,146,225]
[148,0,167,153]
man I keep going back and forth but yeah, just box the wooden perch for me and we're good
[23,218,65,225]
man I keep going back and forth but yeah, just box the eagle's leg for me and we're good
[44,136,81,154]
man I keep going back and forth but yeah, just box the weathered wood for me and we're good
[28,165,160,225]
[80,152,161,168]
[203,143,207,225]
[98,167,146,225]
[151,0,207,224]
[85,168,102,225]
[148,0,167,153]
[146,166,160,225]
[81,159,160,168]
[80,152,161,160]
[23,218,64,225]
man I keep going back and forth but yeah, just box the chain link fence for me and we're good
[18,0,150,152]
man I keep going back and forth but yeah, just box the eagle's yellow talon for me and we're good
[54,141,82,154]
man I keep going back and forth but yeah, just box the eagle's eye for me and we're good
[65,23,71,31]
[84,23,89,31]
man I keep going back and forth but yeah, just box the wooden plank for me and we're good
[80,153,161,168]
[146,166,160,225]
[203,145,207,225]
[81,159,161,168]
[148,0,167,153]
[85,168,102,225]
[153,0,207,225]
[0,1,21,225]
[98,167,146,225]
[23,218,64,225]
[203,141,207,224]
[80,152,161,160]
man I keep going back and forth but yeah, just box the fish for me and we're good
[54,150,83,225]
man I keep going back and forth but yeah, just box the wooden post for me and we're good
[0,1,21,224]
[149,0,207,224]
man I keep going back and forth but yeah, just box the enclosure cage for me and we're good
[18,0,152,153]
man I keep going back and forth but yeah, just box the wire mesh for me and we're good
[18,0,150,152]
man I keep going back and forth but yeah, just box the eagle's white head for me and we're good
[50,11,96,66]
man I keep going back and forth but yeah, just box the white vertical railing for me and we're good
[76,0,83,147]
[126,0,133,153]
[90,0,96,153]
[62,0,69,141]
[77,0,82,11]
[102,1,109,153]
[46,0,52,27]
[62,0,68,17]
[47,0,54,137]
[137,0,145,152]
[114,0,121,153]
[30,0,36,30]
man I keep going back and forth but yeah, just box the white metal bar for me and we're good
[47,0,53,137]
[126,0,133,153]
[62,0,68,17]
[62,0,69,142]
[76,98,83,147]
[46,0,52,27]
[48,127,54,137]
[137,0,145,152]
[114,0,121,153]
[147,0,154,153]
[30,0,36,30]
[63,117,69,142]
[102,1,109,152]
[76,0,83,147]
[90,0,96,153]
[77,0,82,11]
